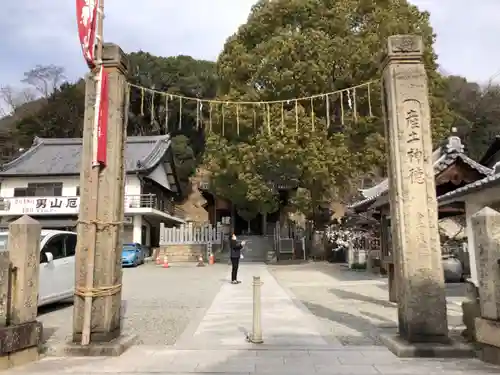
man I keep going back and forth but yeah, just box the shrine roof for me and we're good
[0,135,171,176]
[349,135,493,211]
[438,166,500,204]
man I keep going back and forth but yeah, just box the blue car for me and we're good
[121,243,145,267]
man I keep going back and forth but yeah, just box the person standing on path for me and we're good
[229,233,245,284]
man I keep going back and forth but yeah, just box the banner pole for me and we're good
[81,0,104,346]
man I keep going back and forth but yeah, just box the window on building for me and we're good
[26,183,63,197]
[13,188,26,197]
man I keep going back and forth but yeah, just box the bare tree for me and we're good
[21,65,66,98]
[0,85,36,116]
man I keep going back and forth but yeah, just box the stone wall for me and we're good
[157,244,207,262]
[155,243,223,262]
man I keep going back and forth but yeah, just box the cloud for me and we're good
[0,0,256,87]
[411,0,499,83]
[0,0,497,89]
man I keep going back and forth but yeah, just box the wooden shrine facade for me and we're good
[348,134,494,273]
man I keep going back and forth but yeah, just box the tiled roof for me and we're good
[349,135,493,211]
[438,167,500,204]
[358,147,443,199]
[0,135,171,176]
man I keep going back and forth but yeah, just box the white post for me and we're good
[302,237,306,261]
[132,215,142,244]
[160,222,165,245]
[249,276,263,343]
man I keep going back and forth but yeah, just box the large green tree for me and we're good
[204,0,453,222]
[126,52,217,154]
[126,53,218,193]
[444,75,500,160]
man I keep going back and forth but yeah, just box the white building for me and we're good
[0,135,185,247]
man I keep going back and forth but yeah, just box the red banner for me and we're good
[76,0,98,67]
[93,67,109,166]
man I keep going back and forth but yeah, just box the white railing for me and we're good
[160,222,223,245]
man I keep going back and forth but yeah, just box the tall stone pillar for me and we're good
[70,43,135,355]
[381,35,448,345]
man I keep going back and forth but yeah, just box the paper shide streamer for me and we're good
[131,80,375,135]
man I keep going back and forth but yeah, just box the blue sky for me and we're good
[0,0,498,91]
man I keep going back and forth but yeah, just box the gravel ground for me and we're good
[38,262,229,348]
[269,262,467,346]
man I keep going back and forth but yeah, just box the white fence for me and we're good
[160,222,223,245]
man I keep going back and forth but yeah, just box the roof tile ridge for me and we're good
[137,135,171,171]
[1,138,45,172]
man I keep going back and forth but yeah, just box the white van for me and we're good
[0,230,76,307]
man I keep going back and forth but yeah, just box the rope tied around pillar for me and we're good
[75,219,124,299]
[78,219,123,230]
[75,284,122,298]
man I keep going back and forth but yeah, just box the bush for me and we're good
[350,262,367,270]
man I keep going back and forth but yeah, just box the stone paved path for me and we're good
[269,262,467,346]
[4,263,500,374]
[40,263,228,349]
[174,263,332,349]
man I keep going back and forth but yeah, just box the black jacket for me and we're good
[230,238,243,258]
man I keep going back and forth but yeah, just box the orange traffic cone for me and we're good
[197,254,205,267]
[156,255,162,265]
[162,255,169,268]
[209,253,215,265]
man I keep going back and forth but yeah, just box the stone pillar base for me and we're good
[50,334,137,357]
[475,317,500,365]
[478,344,500,366]
[0,346,39,370]
[0,321,42,369]
[378,328,475,358]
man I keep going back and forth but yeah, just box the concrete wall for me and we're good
[122,225,133,244]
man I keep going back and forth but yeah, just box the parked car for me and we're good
[0,230,76,307]
[121,243,145,267]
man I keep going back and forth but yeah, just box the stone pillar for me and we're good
[465,201,480,285]
[0,216,42,369]
[471,207,500,365]
[72,43,135,354]
[388,263,398,303]
[7,216,41,325]
[382,35,448,343]
[381,214,398,302]
[0,250,9,328]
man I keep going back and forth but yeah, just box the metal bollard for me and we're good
[249,275,264,343]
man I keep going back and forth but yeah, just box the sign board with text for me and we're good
[2,197,80,215]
